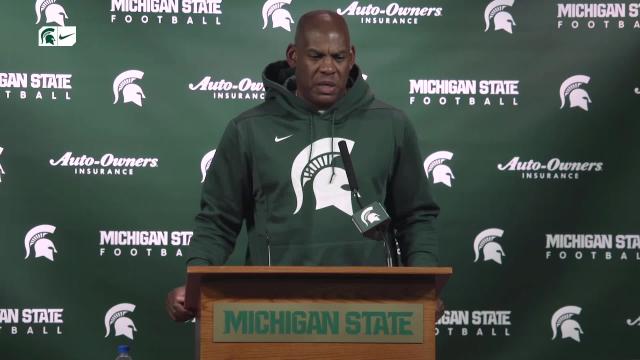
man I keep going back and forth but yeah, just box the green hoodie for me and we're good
[186,61,439,267]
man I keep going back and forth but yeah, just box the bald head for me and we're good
[286,10,356,110]
[294,10,351,48]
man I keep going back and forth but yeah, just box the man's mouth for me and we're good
[315,81,337,94]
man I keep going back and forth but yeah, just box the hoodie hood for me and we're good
[262,60,374,122]
[262,60,375,182]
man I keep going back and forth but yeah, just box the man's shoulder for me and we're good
[231,100,287,126]
[361,98,409,121]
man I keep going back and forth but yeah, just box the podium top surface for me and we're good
[187,266,452,277]
[184,266,453,311]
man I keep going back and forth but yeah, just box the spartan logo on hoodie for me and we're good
[484,0,516,34]
[113,70,145,107]
[24,224,58,262]
[291,138,355,216]
[473,228,505,265]
[104,303,137,340]
[262,0,294,32]
[551,305,583,343]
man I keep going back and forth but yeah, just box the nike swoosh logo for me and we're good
[274,134,293,143]
[59,33,75,40]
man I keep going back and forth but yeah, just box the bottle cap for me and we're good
[117,345,130,354]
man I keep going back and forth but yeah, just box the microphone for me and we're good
[338,141,360,194]
[338,141,394,266]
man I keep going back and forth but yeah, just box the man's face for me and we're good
[287,27,355,110]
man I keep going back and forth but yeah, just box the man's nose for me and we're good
[319,57,336,73]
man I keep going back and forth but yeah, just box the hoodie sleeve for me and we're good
[386,115,440,266]
[186,119,252,266]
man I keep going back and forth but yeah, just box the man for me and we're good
[166,10,440,321]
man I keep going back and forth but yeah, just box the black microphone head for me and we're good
[338,140,359,191]
[337,140,349,158]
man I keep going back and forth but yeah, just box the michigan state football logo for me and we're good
[262,0,294,32]
[104,303,138,340]
[560,75,591,112]
[24,224,58,262]
[551,305,583,342]
[484,0,516,34]
[113,70,146,107]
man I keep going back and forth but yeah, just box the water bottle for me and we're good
[115,345,132,360]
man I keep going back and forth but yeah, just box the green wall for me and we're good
[1,1,639,359]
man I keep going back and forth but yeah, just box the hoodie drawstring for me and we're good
[329,111,336,183]
[308,114,314,165]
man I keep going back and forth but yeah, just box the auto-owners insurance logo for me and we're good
[49,152,159,176]
[497,156,603,180]
[337,1,443,25]
[189,74,265,101]
[35,0,76,46]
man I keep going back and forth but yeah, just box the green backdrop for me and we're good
[1,0,639,359]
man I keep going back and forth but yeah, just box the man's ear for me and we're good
[349,45,356,70]
[286,44,297,68]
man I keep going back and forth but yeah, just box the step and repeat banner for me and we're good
[1,0,639,359]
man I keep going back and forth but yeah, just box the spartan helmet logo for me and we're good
[113,70,145,107]
[484,0,516,34]
[291,137,355,216]
[424,151,455,187]
[35,0,69,26]
[0,146,5,183]
[551,305,583,342]
[473,228,505,265]
[24,224,57,262]
[105,303,137,340]
[40,27,56,45]
[200,149,216,183]
[360,206,381,226]
[560,75,591,111]
[262,0,294,32]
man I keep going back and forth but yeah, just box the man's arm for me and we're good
[186,119,253,266]
[167,120,252,321]
[386,115,440,266]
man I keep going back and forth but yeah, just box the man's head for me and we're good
[286,10,355,110]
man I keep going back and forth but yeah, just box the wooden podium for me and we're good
[185,266,452,360]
